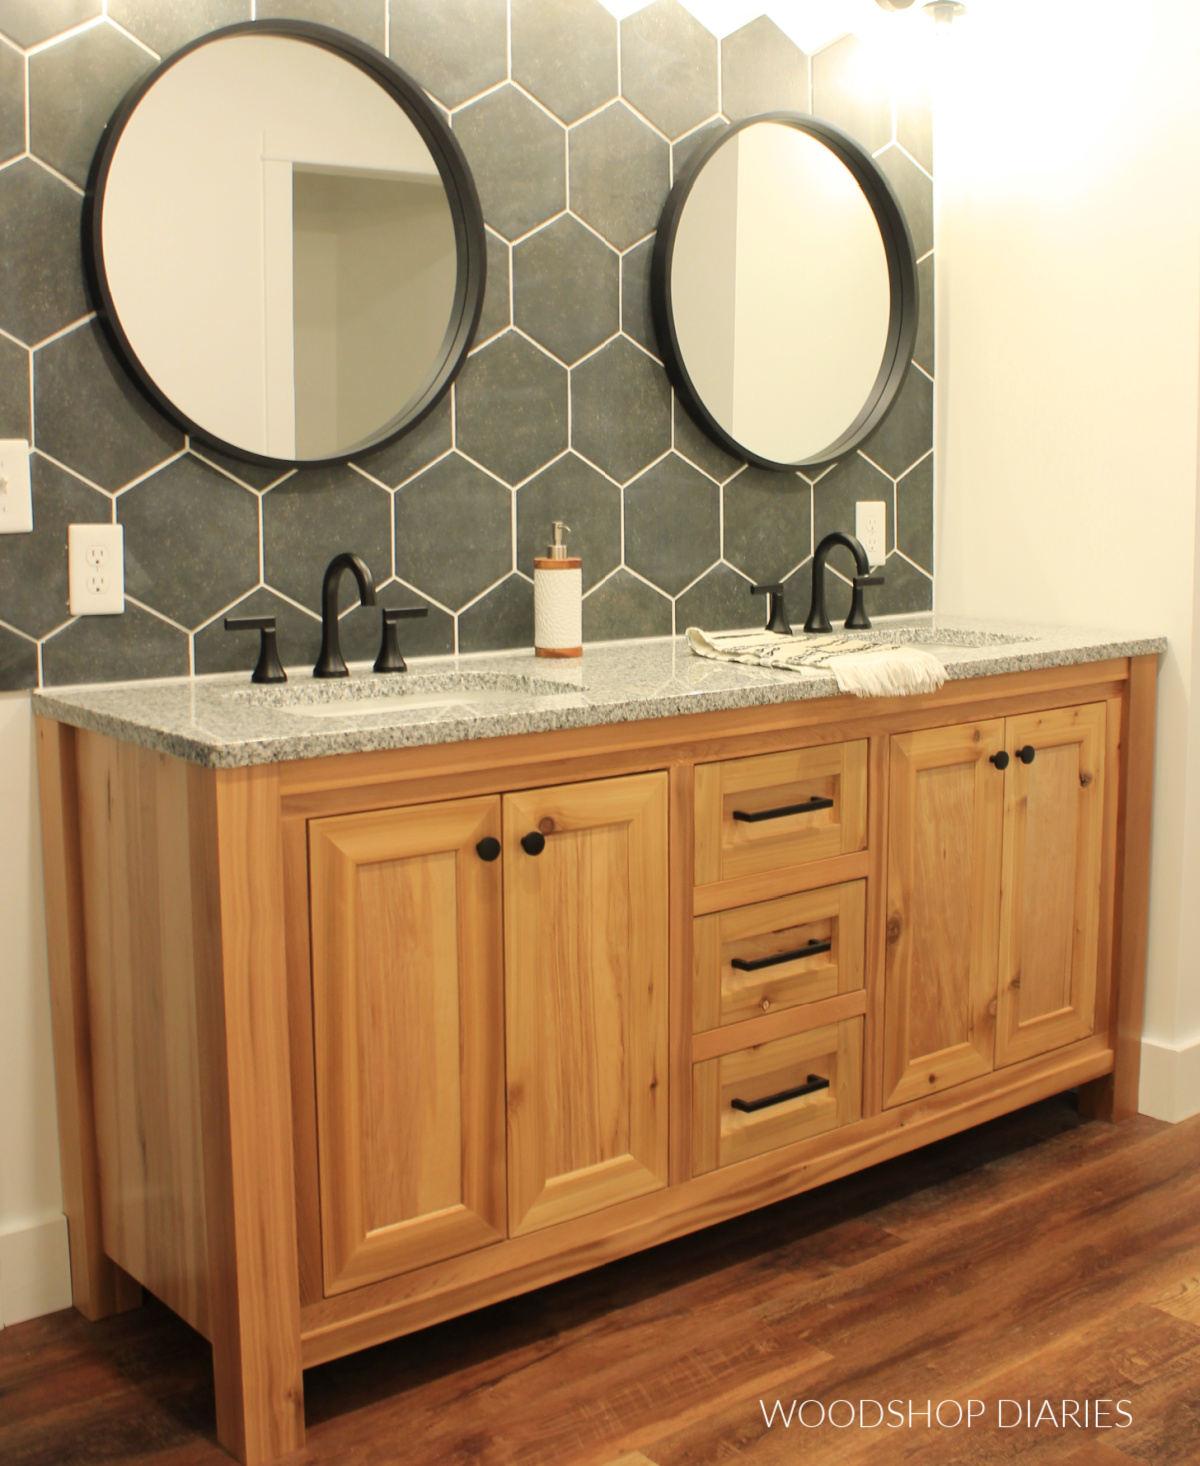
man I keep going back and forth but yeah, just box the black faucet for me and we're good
[314,552,376,678]
[805,532,884,633]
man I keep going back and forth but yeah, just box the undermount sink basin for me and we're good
[231,670,579,719]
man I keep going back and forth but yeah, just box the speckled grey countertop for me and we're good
[31,616,1166,769]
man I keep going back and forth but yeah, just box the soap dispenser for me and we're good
[533,520,582,658]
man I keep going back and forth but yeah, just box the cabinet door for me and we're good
[995,704,1107,1067]
[309,797,505,1295]
[504,772,669,1237]
[884,721,1006,1107]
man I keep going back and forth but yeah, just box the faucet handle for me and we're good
[374,606,429,674]
[852,574,885,588]
[224,615,287,684]
[751,583,792,636]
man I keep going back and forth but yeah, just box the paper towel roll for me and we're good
[534,558,582,656]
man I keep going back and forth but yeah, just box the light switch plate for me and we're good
[69,523,125,615]
[855,500,887,569]
[0,439,33,534]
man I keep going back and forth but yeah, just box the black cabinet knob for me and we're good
[990,750,1010,770]
[1015,745,1036,764]
[475,837,501,862]
[520,831,546,856]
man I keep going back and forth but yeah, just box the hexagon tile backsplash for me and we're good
[0,0,934,692]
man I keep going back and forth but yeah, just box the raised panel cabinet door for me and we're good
[995,703,1107,1067]
[308,797,506,1295]
[883,721,1006,1107]
[504,772,669,1237]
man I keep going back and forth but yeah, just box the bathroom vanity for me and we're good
[33,623,1161,1464]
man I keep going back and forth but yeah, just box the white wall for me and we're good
[0,693,72,1326]
[935,0,1200,1118]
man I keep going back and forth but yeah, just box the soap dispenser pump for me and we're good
[533,520,582,658]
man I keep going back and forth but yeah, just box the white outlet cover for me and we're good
[0,439,33,534]
[69,523,125,615]
[855,500,887,569]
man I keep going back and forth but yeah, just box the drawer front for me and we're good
[693,1018,863,1175]
[693,880,866,1032]
[694,741,868,887]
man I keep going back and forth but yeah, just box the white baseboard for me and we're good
[1139,1035,1200,1122]
[0,1215,72,1327]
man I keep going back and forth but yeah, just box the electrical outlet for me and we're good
[855,500,887,568]
[69,523,125,615]
[0,439,32,534]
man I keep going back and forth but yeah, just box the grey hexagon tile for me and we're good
[583,568,670,643]
[624,452,717,595]
[395,452,511,610]
[455,331,568,485]
[572,336,670,484]
[570,102,670,251]
[896,454,933,573]
[458,572,533,653]
[262,463,392,613]
[721,17,808,124]
[671,117,725,185]
[106,0,249,58]
[914,254,934,376]
[513,215,617,365]
[34,320,183,491]
[42,602,188,686]
[812,451,892,555]
[620,236,656,356]
[675,562,756,634]
[620,0,717,141]
[811,35,891,157]
[389,0,507,111]
[0,160,89,346]
[858,367,932,478]
[255,1,384,53]
[896,61,934,176]
[723,466,811,585]
[0,455,108,638]
[119,454,258,630]
[877,144,933,258]
[512,0,617,126]
[28,23,155,191]
[0,622,37,692]
[673,397,742,485]
[194,587,318,678]
[190,444,293,493]
[350,393,452,489]
[453,86,565,243]
[877,550,932,615]
[0,0,99,49]
[0,40,23,165]
[0,333,29,440]
[516,453,618,592]
[477,229,511,347]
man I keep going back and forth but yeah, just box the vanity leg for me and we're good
[190,764,305,1465]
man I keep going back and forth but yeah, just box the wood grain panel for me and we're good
[691,989,867,1063]
[667,763,694,1186]
[504,773,669,1235]
[996,703,1106,1067]
[308,797,506,1294]
[884,721,1005,1107]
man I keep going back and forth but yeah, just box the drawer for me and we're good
[694,741,867,887]
[693,880,865,1032]
[692,1018,863,1175]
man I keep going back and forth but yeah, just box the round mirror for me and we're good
[85,22,485,466]
[651,114,917,470]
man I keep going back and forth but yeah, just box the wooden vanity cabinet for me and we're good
[36,654,1157,1466]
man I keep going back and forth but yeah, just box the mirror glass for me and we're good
[658,118,914,469]
[95,31,473,463]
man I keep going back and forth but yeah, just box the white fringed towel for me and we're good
[685,626,947,698]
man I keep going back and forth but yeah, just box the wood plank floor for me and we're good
[2,1095,1198,1465]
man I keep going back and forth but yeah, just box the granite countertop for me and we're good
[31,616,1167,770]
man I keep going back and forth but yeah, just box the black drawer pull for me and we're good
[1015,745,1036,764]
[731,1074,830,1113]
[475,837,501,862]
[520,831,546,856]
[730,938,832,972]
[990,751,1010,770]
[732,796,834,823]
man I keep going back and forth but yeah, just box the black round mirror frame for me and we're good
[650,112,920,473]
[81,20,487,469]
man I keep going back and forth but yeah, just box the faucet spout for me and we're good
[804,532,883,634]
[314,552,376,678]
